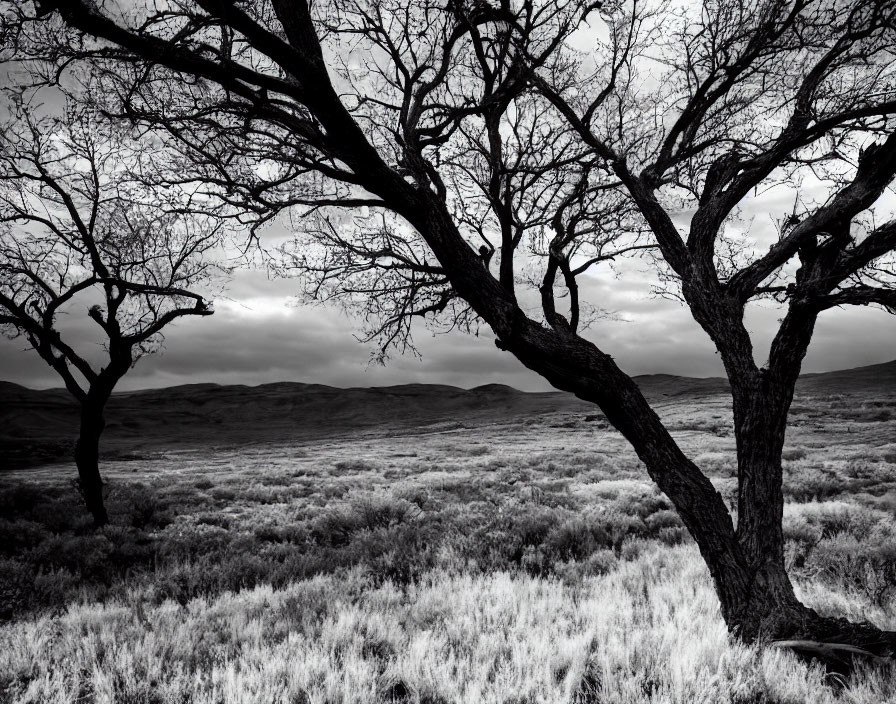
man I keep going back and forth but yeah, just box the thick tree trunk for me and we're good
[729,375,795,636]
[74,399,108,527]
[711,374,896,657]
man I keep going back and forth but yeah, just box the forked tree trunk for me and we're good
[74,399,109,527]
[472,304,896,656]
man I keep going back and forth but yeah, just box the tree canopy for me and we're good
[0,98,220,394]
[0,91,224,523]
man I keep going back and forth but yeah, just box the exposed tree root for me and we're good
[771,639,892,679]
[762,611,896,681]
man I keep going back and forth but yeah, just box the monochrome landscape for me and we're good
[2,0,896,702]
[2,362,896,702]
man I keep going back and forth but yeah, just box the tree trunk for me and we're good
[482,307,896,656]
[715,557,896,658]
[706,375,896,657]
[729,375,795,638]
[74,400,108,527]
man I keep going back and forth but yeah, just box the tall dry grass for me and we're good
[2,390,895,702]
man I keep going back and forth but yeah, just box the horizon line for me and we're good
[3,357,893,395]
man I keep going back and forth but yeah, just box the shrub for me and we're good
[210,487,237,501]
[310,492,422,547]
[113,484,171,530]
[394,485,434,511]
[0,483,62,519]
[601,510,648,550]
[555,549,618,582]
[333,459,380,473]
[0,518,49,556]
[254,523,308,545]
[543,517,611,562]
[694,452,736,477]
[0,558,80,621]
[797,501,884,540]
[782,447,808,462]
[352,493,423,529]
[644,509,682,532]
[157,523,232,562]
[807,531,896,607]
[655,526,688,546]
[784,465,845,502]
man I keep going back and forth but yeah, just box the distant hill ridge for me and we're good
[1,360,894,469]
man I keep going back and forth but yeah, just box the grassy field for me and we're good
[2,390,896,703]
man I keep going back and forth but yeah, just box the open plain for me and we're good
[1,363,896,703]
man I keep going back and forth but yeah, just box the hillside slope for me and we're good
[1,360,893,469]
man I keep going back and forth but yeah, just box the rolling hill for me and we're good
[1,360,894,470]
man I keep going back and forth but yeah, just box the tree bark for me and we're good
[74,397,109,527]
[723,565,896,657]
[713,371,896,656]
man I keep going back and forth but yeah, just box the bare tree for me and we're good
[11,0,896,649]
[0,97,221,525]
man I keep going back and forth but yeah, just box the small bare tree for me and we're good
[12,0,896,650]
[0,98,220,525]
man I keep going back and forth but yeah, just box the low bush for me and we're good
[783,464,846,502]
[806,531,896,607]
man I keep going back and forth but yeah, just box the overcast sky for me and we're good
[4,156,896,393]
[6,163,896,393]
[2,10,895,393]
[3,250,895,392]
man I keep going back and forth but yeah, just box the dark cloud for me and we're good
[0,270,546,390]
[3,255,895,392]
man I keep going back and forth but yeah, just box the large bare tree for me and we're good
[0,97,221,525]
[10,0,896,649]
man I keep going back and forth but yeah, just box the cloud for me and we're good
[3,241,896,392]
[0,268,547,390]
